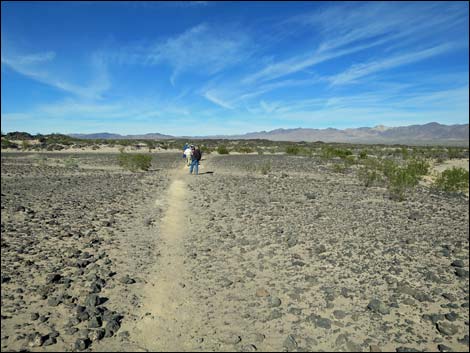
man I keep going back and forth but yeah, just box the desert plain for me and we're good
[1,149,469,352]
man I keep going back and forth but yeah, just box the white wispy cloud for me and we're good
[2,49,110,100]
[329,43,458,86]
[244,2,467,85]
[203,90,234,109]
[144,23,252,84]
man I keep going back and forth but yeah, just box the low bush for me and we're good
[118,152,152,172]
[433,167,469,192]
[63,156,79,169]
[1,139,18,149]
[259,161,272,175]
[358,166,382,187]
[217,145,229,155]
[357,157,431,201]
[285,145,300,155]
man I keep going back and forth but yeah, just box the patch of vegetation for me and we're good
[118,152,152,172]
[357,166,382,187]
[1,139,18,149]
[433,167,469,192]
[200,145,213,155]
[63,156,80,169]
[21,140,31,150]
[217,145,229,155]
[285,145,301,155]
[235,146,254,154]
[356,157,431,201]
[322,146,353,159]
[259,161,272,175]
[5,131,34,140]
[331,163,348,174]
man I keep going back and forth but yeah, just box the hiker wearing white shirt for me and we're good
[184,146,193,166]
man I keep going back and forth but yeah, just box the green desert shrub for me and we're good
[285,145,300,155]
[387,166,420,201]
[1,139,18,149]
[321,146,353,161]
[358,157,431,201]
[331,163,347,174]
[385,159,429,201]
[433,167,469,192]
[22,140,31,150]
[236,146,254,153]
[118,152,152,172]
[217,145,229,155]
[259,161,272,175]
[358,166,382,187]
[200,145,213,155]
[63,156,79,169]
[358,150,368,160]
[405,158,430,177]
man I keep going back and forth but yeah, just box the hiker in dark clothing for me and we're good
[190,146,202,175]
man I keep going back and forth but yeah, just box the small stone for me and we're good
[333,310,347,319]
[105,319,121,337]
[370,344,382,352]
[45,273,62,284]
[47,297,61,307]
[396,347,421,352]
[445,312,458,322]
[437,322,458,336]
[268,296,282,307]
[437,344,453,352]
[220,333,242,345]
[88,329,105,342]
[30,313,39,320]
[88,316,102,328]
[66,327,79,335]
[43,336,57,346]
[240,344,257,352]
[283,334,298,351]
[442,293,457,301]
[85,294,101,307]
[119,275,136,285]
[457,335,469,346]
[28,333,45,347]
[451,260,465,268]
[455,268,469,278]
[1,275,11,284]
[268,309,283,321]
[315,317,332,329]
[335,333,348,346]
[287,237,297,248]
[368,299,390,315]
[220,278,233,288]
[256,288,270,297]
[74,338,91,351]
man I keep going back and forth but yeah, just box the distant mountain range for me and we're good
[69,132,174,140]
[69,122,469,145]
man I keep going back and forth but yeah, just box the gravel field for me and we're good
[1,152,468,352]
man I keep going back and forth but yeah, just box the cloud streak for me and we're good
[2,50,110,100]
[329,43,458,86]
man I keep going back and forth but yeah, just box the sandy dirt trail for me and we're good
[128,166,205,351]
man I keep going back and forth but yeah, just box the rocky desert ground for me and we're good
[1,151,469,352]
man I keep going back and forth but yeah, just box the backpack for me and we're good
[193,149,202,161]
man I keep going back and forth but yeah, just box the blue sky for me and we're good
[1,1,469,135]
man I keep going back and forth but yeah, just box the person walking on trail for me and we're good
[184,145,192,167]
[190,146,202,175]
[182,143,189,159]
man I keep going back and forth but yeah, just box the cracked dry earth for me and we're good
[1,152,469,352]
